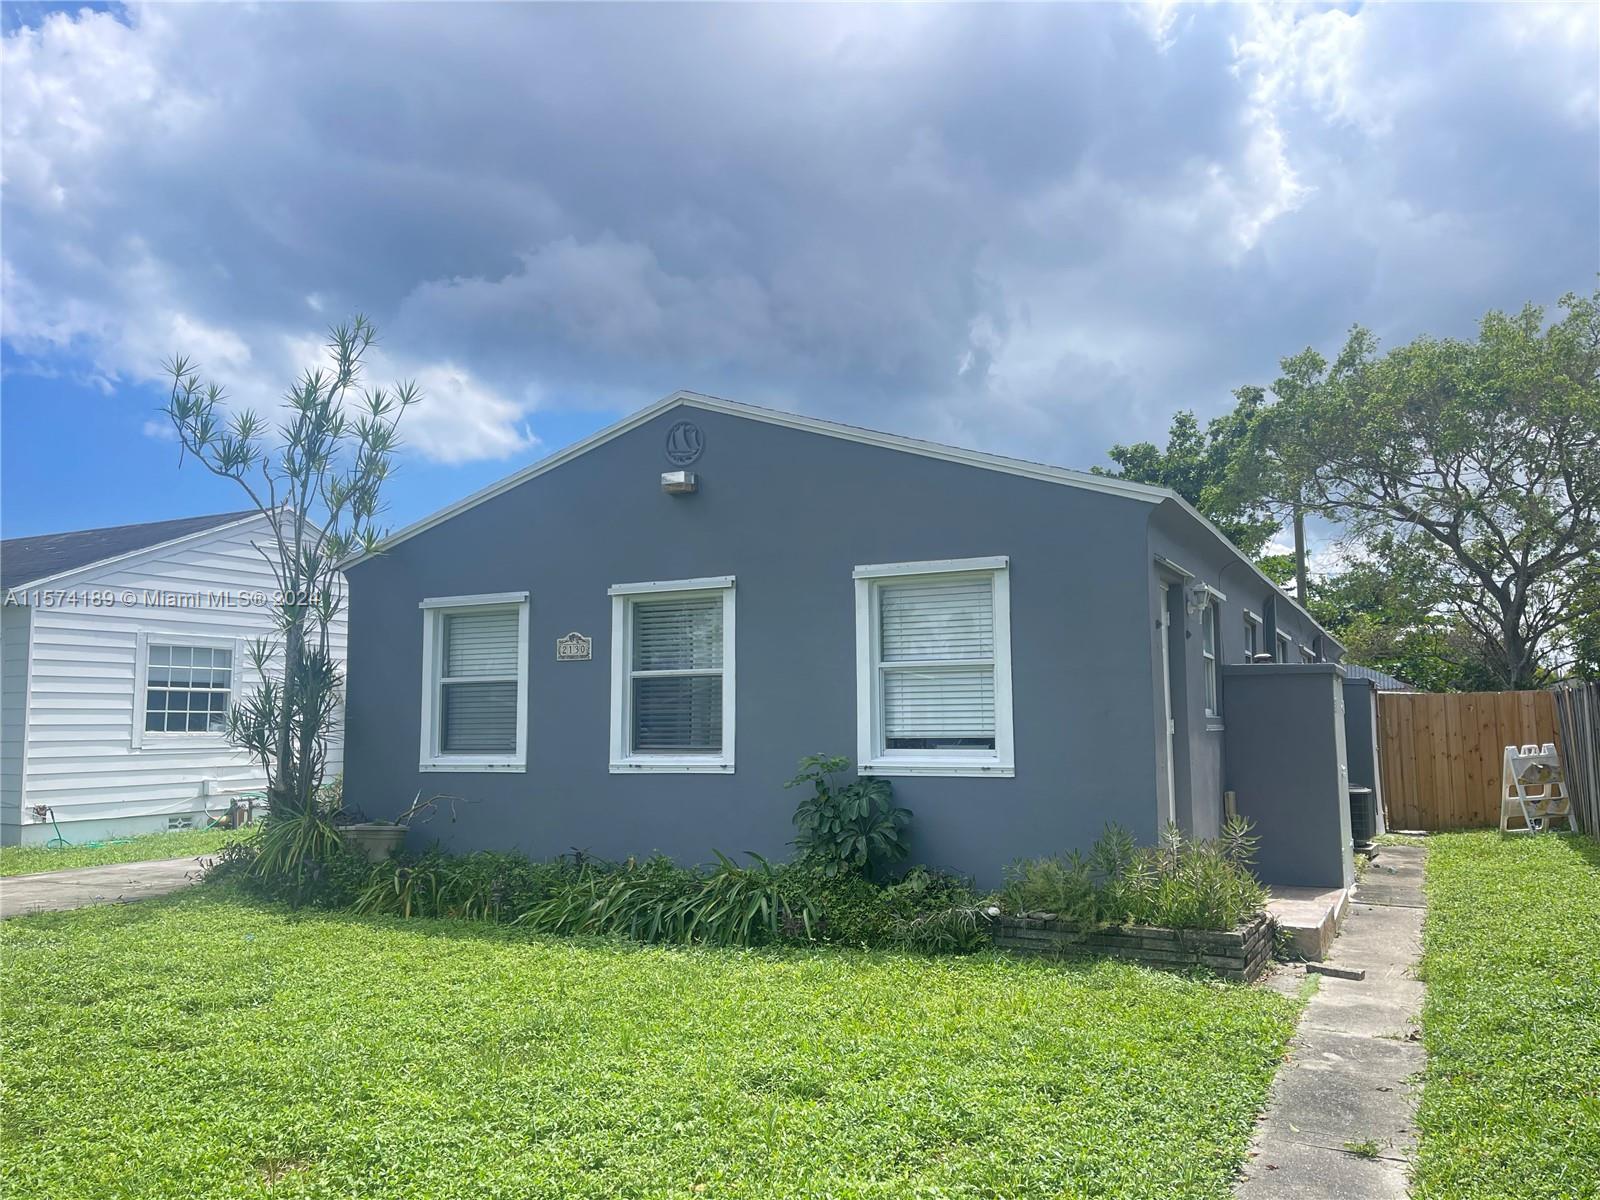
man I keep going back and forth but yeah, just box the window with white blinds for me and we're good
[420,593,528,770]
[442,610,520,753]
[879,577,996,750]
[854,558,1014,777]
[609,577,735,772]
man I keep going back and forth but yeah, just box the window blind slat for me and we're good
[632,675,723,752]
[632,596,723,671]
[879,578,994,662]
[445,610,519,677]
[882,668,996,740]
[442,680,518,753]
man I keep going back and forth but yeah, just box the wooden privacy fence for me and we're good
[1552,683,1600,835]
[1377,690,1559,830]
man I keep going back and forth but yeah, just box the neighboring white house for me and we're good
[1,510,347,846]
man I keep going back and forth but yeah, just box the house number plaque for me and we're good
[556,632,592,662]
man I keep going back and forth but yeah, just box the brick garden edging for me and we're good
[991,912,1276,983]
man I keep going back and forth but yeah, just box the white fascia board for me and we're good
[340,390,1170,570]
[4,511,277,597]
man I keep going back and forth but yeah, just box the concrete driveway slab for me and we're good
[0,856,205,919]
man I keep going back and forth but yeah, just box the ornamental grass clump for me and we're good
[1003,818,1266,932]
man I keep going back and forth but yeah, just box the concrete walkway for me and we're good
[1237,843,1427,1199]
[0,856,206,919]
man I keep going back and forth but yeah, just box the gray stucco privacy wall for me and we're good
[1144,503,1337,844]
[343,406,1163,887]
[1220,664,1355,889]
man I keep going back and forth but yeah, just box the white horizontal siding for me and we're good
[2,604,31,842]
[19,515,347,826]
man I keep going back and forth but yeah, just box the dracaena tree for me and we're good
[164,317,418,817]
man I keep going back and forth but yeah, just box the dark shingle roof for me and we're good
[1342,663,1418,692]
[2,510,260,590]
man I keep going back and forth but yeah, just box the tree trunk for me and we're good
[274,621,304,816]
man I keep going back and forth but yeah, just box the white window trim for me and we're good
[608,576,736,774]
[854,557,1015,778]
[1243,611,1263,661]
[131,631,246,750]
[1202,600,1220,717]
[1276,630,1293,663]
[418,591,530,772]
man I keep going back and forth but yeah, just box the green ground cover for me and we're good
[0,890,1299,1199]
[1415,831,1600,1199]
[0,827,246,877]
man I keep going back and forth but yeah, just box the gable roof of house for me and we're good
[2,509,262,591]
[345,389,1338,647]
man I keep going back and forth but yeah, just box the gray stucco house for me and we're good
[343,391,1354,888]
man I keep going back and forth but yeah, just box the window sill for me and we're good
[860,759,1014,778]
[419,759,526,773]
[610,759,734,774]
[1205,722,1226,733]
[134,734,236,751]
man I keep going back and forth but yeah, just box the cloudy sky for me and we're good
[2,1,1595,539]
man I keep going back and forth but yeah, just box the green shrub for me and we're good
[888,902,992,953]
[1001,851,1100,923]
[354,851,574,921]
[252,808,343,884]
[791,862,988,950]
[203,828,371,910]
[787,754,912,878]
[1002,819,1266,932]
[515,852,817,947]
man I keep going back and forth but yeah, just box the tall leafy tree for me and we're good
[1307,536,1475,692]
[164,318,418,816]
[1098,400,1280,559]
[1257,292,1600,689]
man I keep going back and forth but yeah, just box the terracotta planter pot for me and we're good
[338,822,409,863]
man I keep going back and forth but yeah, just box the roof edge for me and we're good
[3,510,275,597]
[1149,496,1345,655]
[343,389,1170,569]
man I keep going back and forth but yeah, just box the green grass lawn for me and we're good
[0,890,1300,1199]
[1415,831,1600,1200]
[0,827,247,877]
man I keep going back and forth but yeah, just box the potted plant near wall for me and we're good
[337,819,410,864]
[334,790,466,863]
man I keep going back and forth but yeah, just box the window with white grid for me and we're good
[144,643,234,734]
